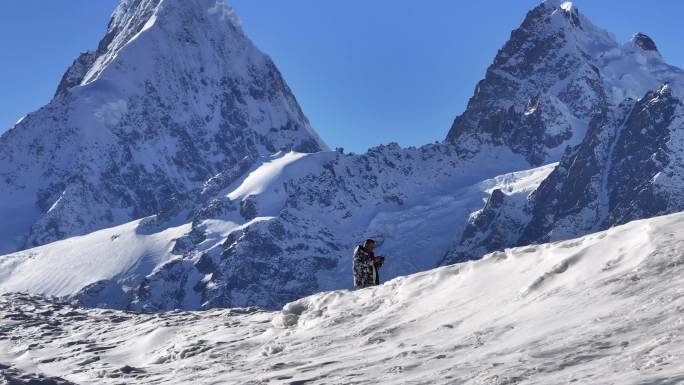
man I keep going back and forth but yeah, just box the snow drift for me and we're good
[2,211,684,384]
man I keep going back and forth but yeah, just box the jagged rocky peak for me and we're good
[442,1,684,264]
[631,32,659,53]
[54,0,165,97]
[444,0,684,167]
[444,0,618,166]
[532,0,583,28]
[558,1,583,24]
[86,0,253,84]
[57,0,265,100]
[0,0,327,253]
[446,81,684,264]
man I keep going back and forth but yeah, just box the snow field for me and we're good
[2,211,684,384]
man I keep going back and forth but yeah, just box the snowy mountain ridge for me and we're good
[2,210,684,384]
[0,145,553,310]
[0,0,326,254]
[442,0,684,264]
[446,63,684,265]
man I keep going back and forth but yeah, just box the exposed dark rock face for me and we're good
[54,51,98,98]
[445,189,514,264]
[442,1,684,265]
[523,85,682,244]
[446,84,684,265]
[444,1,681,168]
[631,32,659,53]
[604,87,681,226]
[445,1,608,166]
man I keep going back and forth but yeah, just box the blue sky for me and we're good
[1,1,682,153]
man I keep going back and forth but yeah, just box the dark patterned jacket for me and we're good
[353,245,379,288]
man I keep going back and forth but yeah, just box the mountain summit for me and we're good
[0,0,327,253]
[444,2,684,264]
[445,0,682,166]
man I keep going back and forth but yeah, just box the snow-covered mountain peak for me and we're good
[523,0,617,56]
[445,0,684,166]
[60,0,257,97]
[543,0,585,22]
[447,53,684,264]
[55,0,162,96]
[548,1,584,29]
[1,0,327,253]
[559,1,573,12]
[81,0,166,84]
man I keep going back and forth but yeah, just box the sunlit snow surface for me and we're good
[0,220,191,298]
[2,212,684,384]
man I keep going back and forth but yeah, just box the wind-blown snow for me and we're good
[227,152,308,201]
[2,211,684,384]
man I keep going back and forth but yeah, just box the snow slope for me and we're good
[0,220,190,307]
[2,211,684,384]
[0,149,554,310]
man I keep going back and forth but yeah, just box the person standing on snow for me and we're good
[352,239,385,289]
